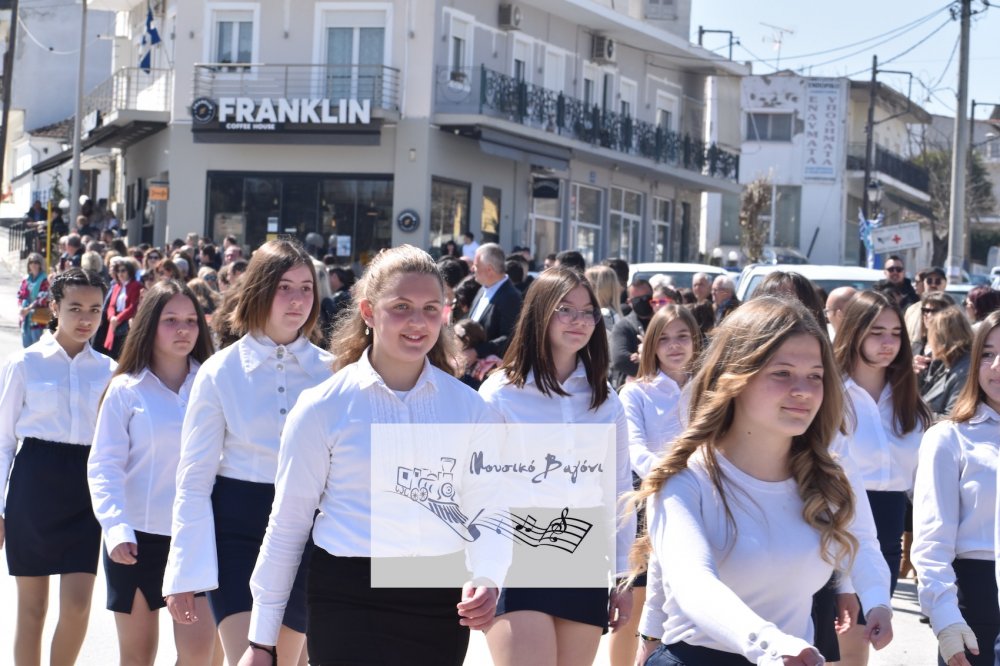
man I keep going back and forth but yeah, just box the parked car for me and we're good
[736,264,883,302]
[627,262,729,290]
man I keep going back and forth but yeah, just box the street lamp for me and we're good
[867,179,883,216]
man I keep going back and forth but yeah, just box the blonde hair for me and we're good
[636,305,701,381]
[328,245,457,375]
[584,265,622,316]
[950,310,1000,422]
[628,297,857,580]
[925,306,972,368]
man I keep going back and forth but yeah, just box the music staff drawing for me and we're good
[477,508,592,554]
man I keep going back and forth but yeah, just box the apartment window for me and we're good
[655,90,678,132]
[609,187,642,262]
[651,197,672,261]
[513,37,531,82]
[582,63,599,107]
[213,12,253,64]
[325,11,386,101]
[543,49,565,90]
[448,14,472,84]
[531,178,562,262]
[619,78,637,118]
[987,140,1000,160]
[645,0,676,19]
[570,183,602,266]
[718,193,741,245]
[746,112,793,141]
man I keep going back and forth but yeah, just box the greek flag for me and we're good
[138,5,162,74]
[858,208,884,269]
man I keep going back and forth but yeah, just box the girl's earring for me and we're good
[365,325,371,336]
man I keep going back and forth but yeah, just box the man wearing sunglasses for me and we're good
[874,255,919,309]
[904,266,948,342]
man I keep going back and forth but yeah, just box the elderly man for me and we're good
[691,272,712,305]
[711,274,740,324]
[467,243,523,362]
[223,244,244,265]
[824,286,857,339]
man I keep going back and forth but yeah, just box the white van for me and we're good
[736,264,884,302]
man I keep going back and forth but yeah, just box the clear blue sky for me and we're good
[689,0,1000,120]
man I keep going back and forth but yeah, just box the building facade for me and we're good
[65,0,743,267]
[734,72,934,268]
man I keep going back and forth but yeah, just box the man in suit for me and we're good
[465,243,522,365]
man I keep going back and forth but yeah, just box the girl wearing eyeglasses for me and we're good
[478,267,634,666]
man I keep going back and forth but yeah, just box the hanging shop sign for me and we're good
[191,96,372,133]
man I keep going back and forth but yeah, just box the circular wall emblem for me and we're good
[191,97,217,125]
[396,209,420,232]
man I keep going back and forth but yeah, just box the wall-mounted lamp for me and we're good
[408,148,417,161]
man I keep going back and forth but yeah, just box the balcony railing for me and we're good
[82,67,172,121]
[435,66,738,182]
[192,64,400,113]
[846,142,929,192]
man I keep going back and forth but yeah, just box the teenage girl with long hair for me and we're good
[0,268,116,665]
[478,266,635,666]
[913,310,1000,666]
[239,245,501,666]
[88,280,217,665]
[630,297,892,665]
[163,240,333,666]
[613,305,700,666]
[832,290,930,664]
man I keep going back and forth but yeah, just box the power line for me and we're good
[797,11,950,70]
[929,33,960,90]
[841,16,955,78]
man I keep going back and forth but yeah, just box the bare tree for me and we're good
[740,176,772,264]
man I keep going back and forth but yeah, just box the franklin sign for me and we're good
[194,97,372,130]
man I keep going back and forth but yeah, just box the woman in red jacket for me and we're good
[104,259,142,359]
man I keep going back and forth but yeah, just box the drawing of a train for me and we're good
[395,457,457,503]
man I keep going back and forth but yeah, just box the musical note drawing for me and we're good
[475,508,592,553]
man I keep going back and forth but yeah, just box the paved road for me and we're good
[0,236,939,665]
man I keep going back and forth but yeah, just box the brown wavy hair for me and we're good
[328,245,457,375]
[627,297,857,580]
[500,266,609,410]
[925,306,972,368]
[832,290,930,435]
[950,310,1000,423]
[636,305,701,381]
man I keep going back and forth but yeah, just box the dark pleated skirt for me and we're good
[5,438,101,576]
[305,549,469,666]
[208,475,310,632]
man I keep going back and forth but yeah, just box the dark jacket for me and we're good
[874,277,919,310]
[470,278,523,359]
[920,352,971,420]
[610,311,647,389]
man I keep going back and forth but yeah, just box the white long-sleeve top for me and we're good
[248,350,507,645]
[163,334,333,596]
[88,364,199,553]
[619,372,686,478]
[651,451,830,664]
[478,363,635,576]
[835,379,925,492]
[0,331,116,515]
[913,405,999,633]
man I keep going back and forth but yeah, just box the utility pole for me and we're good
[0,0,22,193]
[69,1,88,228]
[860,55,877,267]
[946,0,971,281]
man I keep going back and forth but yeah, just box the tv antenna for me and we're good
[760,22,795,70]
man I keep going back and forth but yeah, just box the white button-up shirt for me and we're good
[0,332,116,514]
[163,334,333,596]
[835,379,925,492]
[248,350,507,645]
[88,363,199,553]
[913,405,999,632]
[478,363,634,576]
[619,372,687,478]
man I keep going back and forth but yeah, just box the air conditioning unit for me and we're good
[592,35,616,65]
[499,3,523,31]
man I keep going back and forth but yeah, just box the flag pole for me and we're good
[69,0,88,228]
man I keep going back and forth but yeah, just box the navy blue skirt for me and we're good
[5,438,101,576]
[103,531,172,613]
[646,641,752,665]
[496,587,610,631]
[944,559,999,666]
[208,475,310,632]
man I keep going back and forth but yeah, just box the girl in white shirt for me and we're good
[832,289,930,663]
[164,240,333,666]
[240,245,500,666]
[88,280,217,665]
[630,296,893,666]
[478,266,635,666]
[0,268,116,666]
[613,305,699,666]
[913,310,1000,666]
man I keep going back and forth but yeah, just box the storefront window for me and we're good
[609,187,642,262]
[570,183,602,265]
[481,186,501,244]
[430,178,471,253]
[531,178,562,261]
[651,197,671,261]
